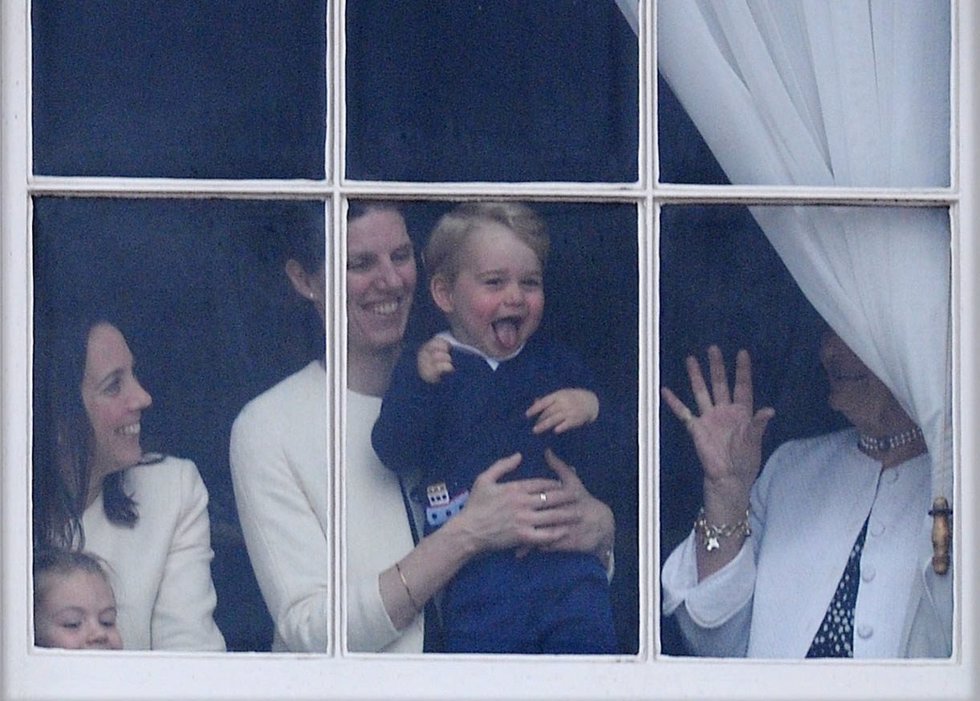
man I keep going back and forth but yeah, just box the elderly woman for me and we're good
[230,201,615,653]
[660,330,951,658]
[32,313,226,651]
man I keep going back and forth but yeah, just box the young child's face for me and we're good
[35,570,123,650]
[439,223,544,359]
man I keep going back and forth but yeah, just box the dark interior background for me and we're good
[31,1,841,654]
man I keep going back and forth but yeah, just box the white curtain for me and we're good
[623,0,953,506]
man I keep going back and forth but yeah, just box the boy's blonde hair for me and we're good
[424,201,549,282]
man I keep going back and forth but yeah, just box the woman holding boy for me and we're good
[372,201,617,653]
[231,201,615,653]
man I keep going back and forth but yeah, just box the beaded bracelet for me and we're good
[694,507,751,552]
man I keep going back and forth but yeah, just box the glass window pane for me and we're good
[345,2,638,182]
[32,197,325,651]
[31,2,326,178]
[346,200,639,654]
[657,2,951,188]
[658,204,952,658]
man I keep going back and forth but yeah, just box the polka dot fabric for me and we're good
[806,517,870,658]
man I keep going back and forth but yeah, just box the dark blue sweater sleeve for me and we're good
[370,348,440,477]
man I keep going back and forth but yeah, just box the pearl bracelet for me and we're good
[693,507,751,552]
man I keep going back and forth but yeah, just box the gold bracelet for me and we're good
[394,561,423,613]
[694,507,751,552]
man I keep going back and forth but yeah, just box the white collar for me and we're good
[436,331,524,371]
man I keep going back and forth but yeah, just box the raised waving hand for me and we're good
[661,346,774,577]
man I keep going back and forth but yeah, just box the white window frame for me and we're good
[2,0,977,699]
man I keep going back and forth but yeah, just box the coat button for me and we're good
[857,624,874,639]
[861,565,876,582]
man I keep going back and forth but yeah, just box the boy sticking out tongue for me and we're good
[370,201,616,654]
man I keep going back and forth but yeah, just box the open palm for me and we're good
[662,346,774,501]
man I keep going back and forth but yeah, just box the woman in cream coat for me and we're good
[660,333,951,658]
[33,315,225,651]
[231,201,615,652]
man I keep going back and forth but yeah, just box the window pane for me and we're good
[31,2,326,178]
[659,203,952,658]
[657,1,951,188]
[347,200,639,654]
[345,2,638,182]
[32,197,325,651]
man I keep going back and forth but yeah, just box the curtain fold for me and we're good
[648,0,952,506]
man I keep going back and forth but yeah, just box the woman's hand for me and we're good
[535,449,615,568]
[447,450,614,564]
[447,453,572,555]
[385,453,566,631]
[388,451,616,631]
[661,346,774,522]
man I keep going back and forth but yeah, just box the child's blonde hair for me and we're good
[33,548,114,611]
[424,201,549,282]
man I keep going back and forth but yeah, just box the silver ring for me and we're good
[539,491,548,504]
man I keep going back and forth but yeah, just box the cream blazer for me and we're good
[83,455,226,651]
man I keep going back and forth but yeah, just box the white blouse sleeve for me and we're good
[230,402,329,652]
[344,390,423,653]
[661,529,755,656]
[150,459,226,651]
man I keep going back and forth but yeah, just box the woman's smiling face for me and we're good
[81,323,152,482]
[346,208,418,356]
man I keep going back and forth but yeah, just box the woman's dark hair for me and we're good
[274,199,404,276]
[32,310,140,551]
[344,200,406,255]
[275,201,327,275]
[347,199,404,224]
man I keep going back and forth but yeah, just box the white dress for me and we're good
[230,361,422,653]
